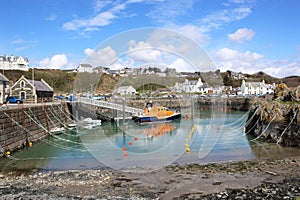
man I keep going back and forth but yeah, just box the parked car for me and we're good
[6,96,23,104]
[54,95,66,100]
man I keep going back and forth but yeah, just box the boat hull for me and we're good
[132,113,181,124]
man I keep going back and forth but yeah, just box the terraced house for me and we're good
[241,80,275,96]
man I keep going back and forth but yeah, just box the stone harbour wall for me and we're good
[0,103,74,156]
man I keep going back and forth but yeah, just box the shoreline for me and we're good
[1,153,299,199]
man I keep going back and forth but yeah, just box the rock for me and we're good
[246,102,300,147]
[265,171,277,176]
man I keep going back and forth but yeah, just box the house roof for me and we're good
[28,80,53,92]
[116,86,135,91]
[78,63,92,68]
[247,82,261,87]
[0,73,9,82]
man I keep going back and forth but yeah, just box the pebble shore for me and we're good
[0,157,300,199]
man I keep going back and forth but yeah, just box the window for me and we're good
[20,81,25,88]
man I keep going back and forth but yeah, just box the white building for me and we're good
[231,72,246,80]
[198,84,214,94]
[241,80,275,96]
[0,73,9,104]
[113,86,136,96]
[77,63,93,73]
[0,55,29,71]
[173,78,203,93]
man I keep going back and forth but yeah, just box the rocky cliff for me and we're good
[246,86,300,147]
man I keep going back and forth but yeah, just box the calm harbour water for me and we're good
[1,111,297,173]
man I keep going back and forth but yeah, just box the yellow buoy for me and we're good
[186,148,190,153]
[188,135,191,138]
[6,151,10,156]
[185,139,188,143]
[185,143,189,147]
[29,142,33,147]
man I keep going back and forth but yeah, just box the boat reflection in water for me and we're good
[140,123,174,138]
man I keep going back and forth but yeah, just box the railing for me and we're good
[77,97,143,115]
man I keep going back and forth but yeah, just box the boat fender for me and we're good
[5,151,11,157]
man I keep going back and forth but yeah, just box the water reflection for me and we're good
[0,111,265,172]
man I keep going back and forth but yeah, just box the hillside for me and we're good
[222,70,300,88]
[282,76,300,87]
[1,69,299,94]
[2,69,76,93]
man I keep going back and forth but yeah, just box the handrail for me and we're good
[76,97,143,115]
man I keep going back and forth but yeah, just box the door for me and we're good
[20,91,26,100]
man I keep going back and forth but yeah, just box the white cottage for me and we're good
[241,80,275,96]
[77,63,93,73]
[173,78,203,93]
[113,86,136,96]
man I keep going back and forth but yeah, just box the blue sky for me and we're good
[0,0,299,77]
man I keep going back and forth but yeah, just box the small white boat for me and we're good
[50,127,66,135]
[67,123,77,128]
[79,118,101,129]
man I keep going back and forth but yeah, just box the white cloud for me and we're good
[262,59,300,78]
[45,14,57,21]
[84,46,118,66]
[127,40,162,63]
[171,58,195,72]
[229,0,256,4]
[214,47,264,73]
[241,51,263,62]
[93,0,112,12]
[63,0,141,33]
[215,48,240,61]
[63,11,116,31]
[215,47,263,61]
[168,24,210,45]
[147,0,195,23]
[214,46,300,77]
[228,28,255,43]
[39,54,69,69]
[200,7,252,31]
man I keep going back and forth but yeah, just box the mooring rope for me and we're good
[47,106,68,128]
[24,109,82,145]
[3,112,86,153]
[244,105,262,127]
[223,110,250,127]
[244,118,260,135]
[24,108,105,148]
[56,102,79,121]
[43,106,61,129]
[251,113,278,141]
[276,109,299,144]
